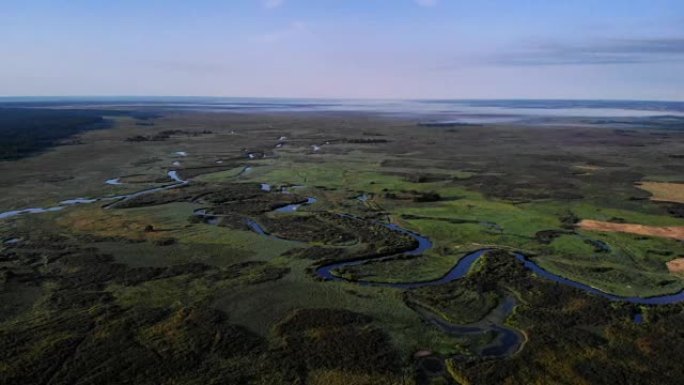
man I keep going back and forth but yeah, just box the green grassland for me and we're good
[227,147,683,297]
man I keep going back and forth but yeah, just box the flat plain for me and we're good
[1,106,684,385]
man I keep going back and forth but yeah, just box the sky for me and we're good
[1,0,683,100]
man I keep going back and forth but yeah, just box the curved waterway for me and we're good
[0,170,188,219]
[307,211,684,358]
[310,215,525,357]
[281,192,684,357]
[316,241,684,305]
[308,209,684,355]
[512,253,684,305]
[411,296,524,358]
[194,185,318,239]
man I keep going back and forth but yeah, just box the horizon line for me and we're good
[1,95,684,103]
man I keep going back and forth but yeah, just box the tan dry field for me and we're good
[579,219,684,241]
[636,181,684,204]
[666,258,684,275]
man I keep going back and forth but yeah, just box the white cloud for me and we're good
[262,0,284,9]
[415,0,438,6]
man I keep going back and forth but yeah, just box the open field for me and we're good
[1,107,684,384]
[579,219,684,240]
[667,258,684,275]
[637,181,684,204]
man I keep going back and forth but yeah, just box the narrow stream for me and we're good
[412,296,524,358]
[274,197,318,213]
[1,170,188,219]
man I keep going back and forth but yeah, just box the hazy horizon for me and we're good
[2,96,684,103]
[2,0,683,100]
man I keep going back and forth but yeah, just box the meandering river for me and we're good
[3,161,683,358]
[0,170,188,219]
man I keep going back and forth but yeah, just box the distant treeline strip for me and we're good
[0,108,114,160]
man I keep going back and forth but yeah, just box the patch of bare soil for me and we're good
[636,181,684,204]
[666,258,684,275]
[578,219,684,241]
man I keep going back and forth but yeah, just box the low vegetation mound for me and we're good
[274,308,403,380]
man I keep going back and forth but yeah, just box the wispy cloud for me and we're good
[485,38,684,66]
[251,21,308,44]
[262,0,284,10]
[414,0,438,6]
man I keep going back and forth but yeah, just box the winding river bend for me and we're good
[311,211,684,305]
[316,239,684,306]
[0,170,188,220]
[304,205,684,357]
[224,185,684,357]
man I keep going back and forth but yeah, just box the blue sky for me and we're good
[1,0,683,99]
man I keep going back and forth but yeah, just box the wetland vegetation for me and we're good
[1,102,683,384]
